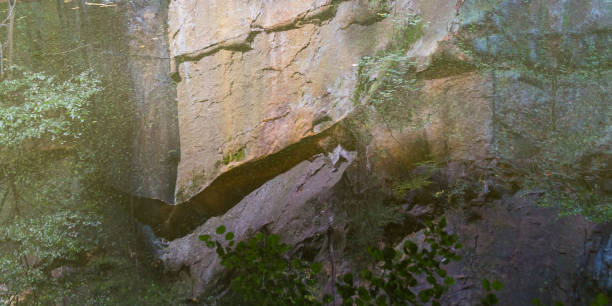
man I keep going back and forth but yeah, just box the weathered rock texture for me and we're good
[167,0,459,207]
[124,0,180,203]
[160,0,611,303]
[162,149,356,297]
[444,193,594,305]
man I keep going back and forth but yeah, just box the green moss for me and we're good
[223,147,246,165]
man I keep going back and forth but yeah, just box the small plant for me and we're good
[200,226,324,305]
[223,148,246,165]
[335,192,404,261]
[336,217,463,305]
[393,161,439,200]
[590,293,610,306]
[480,278,503,305]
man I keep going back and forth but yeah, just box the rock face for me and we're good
[445,194,594,305]
[124,0,180,203]
[160,0,611,303]
[162,149,356,297]
[167,0,459,208]
[585,224,612,294]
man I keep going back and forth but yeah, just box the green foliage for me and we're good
[0,67,102,223]
[0,211,102,294]
[591,293,610,306]
[223,147,246,165]
[351,13,427,135]
[336,217,462,305]
[202,219,464,305]
[0,67,101,147]
[355,49,423,132]
[393,161,439,200]
[200,226,323,305]
[335,192,404,261]
[480,279,502,305]
[367,0,392,14]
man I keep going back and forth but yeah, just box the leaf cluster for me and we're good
[199,217,465,305]
[0,210,102,294]
[200,226,323,305]
[0,67,101,148]
[480,278,502,305]
[336,217,462,305]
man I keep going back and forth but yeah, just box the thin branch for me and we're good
[0,0,17,78]
[46,42,99,56]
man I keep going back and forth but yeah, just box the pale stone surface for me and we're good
[162,150,355,296]
[168,0,460,203]
[160,0,611,303]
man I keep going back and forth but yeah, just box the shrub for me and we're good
[0,211,102,294]
[336,217,462,305]
[202,217,463,306]
[200,226,324,305]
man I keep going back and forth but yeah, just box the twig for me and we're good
[46,42,99,56]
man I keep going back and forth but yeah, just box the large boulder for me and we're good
[162,148,356,296]
[167,0,459,208]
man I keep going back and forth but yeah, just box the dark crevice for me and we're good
[134,122,355,240]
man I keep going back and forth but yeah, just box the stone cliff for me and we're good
[155,0,611,304]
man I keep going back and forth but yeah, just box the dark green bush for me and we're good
[336,217,462,306]
[200,226,324,305]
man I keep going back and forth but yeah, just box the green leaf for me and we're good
[268,234,280,246]
[482,279,491,291]
[439,217,447,228]
[405,240,418,254]
[491,280,503,291]
[444,276,456,285]
[357,287,370,299]
[591,293,609,306]
[225,232,235,241]
[437,269,447,277]
[216,225,226,235]
[343,273,354,285]
[486,293,498,305]
[418,289,433,303]
[198,234,210,242]
[311,262,323,274]
[532,298,543,306]
[426,275,437,285]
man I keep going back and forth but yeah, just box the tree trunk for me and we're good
[7,0,14,68]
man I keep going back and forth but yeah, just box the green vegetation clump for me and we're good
[0,67,100,147]
[481,278,503,305]
[0,66,173,305]
[336,217,462,306]
[335,192,404,261]
[202,217,463,305]
[223,147,246,165]
[392,161,439,200]
[0,211,102,294]
[352,14,425,133]
[200,226,324,305]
